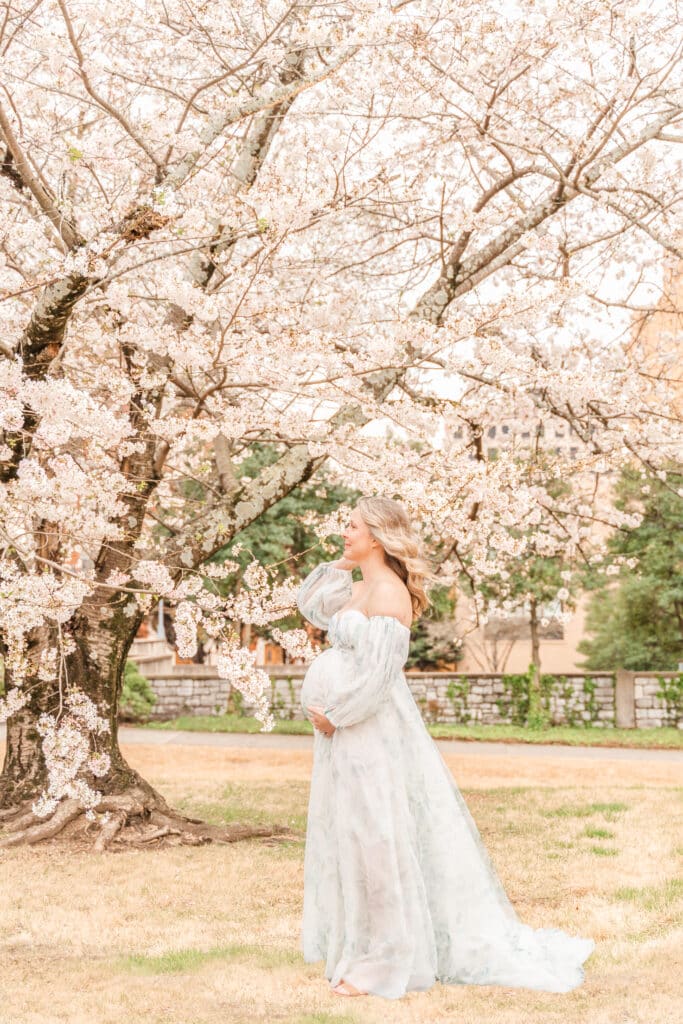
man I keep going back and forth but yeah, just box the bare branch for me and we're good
[56,0,163,172]
[0,100,83,251]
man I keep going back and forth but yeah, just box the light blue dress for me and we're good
[296,560,596,1000]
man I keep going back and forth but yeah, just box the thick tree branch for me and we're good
[164,46,356,190]
[0,103,83,251]
[412,105,683,324]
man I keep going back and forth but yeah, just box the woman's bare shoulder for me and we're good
[366,578,412,627]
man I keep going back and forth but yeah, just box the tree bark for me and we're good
[0,605,293,850]
[0,602,161,799]
[527,598,547,729]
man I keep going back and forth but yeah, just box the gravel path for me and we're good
[1,722,680,760]
[118,726,683,760]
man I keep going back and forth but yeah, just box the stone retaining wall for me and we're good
[140,665,681,728]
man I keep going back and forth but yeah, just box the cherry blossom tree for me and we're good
[0,0,681,848]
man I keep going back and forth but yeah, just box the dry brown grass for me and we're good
[0,740,681,1024]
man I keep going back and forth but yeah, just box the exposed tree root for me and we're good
[0,797,85,847]
[3,807,42,832]
[0,786,298,852]
[92,809,128,853]
[0,805,29,822]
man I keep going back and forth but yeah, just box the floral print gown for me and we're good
[296,560,596,1000]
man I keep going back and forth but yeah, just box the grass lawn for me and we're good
[1,739,680,1024]
[141,713,683,749]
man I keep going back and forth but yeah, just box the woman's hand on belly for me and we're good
[307,705,336,738]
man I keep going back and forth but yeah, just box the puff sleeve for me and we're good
[323,614,410,729]
[295,560,354,631]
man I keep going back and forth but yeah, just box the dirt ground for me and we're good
[0,740,681,1024]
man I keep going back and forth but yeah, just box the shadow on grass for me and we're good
[173,780,309,835]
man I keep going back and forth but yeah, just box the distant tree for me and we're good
[578,465,683,671]
[405,584,460,671]
[458,461,586,727]
[205,442,362,651]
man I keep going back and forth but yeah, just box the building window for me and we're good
[487,426,496,438]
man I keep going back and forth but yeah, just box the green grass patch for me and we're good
[425,723,682,748]
[612,878,683,911]
[500,822,531,835]
[614,886,640,902]
[145,713,316,735]
[289,1016,357,1024]
[140,715,683,749]
[115,942,300,974]
[482,786,530,797]
[542,804,594,819]
[541,801,628,820]
[583,826,615,839]
[589,845,619,856]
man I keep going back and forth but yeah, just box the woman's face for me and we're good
[341,507,377,560]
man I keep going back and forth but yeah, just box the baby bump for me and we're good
[300,647,351,713]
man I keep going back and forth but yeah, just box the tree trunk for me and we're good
[0,610,149,806]
[527,598,547,729]
[0,604,293,851]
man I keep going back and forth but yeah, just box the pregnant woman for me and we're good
[296,495,595,1000]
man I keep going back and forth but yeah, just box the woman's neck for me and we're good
[357,551,393,583]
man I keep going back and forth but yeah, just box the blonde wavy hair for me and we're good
[356,496,440,621]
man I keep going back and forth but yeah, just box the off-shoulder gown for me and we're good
[295,560,596,1000]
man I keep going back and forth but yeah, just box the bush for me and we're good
[119,660,157,722]
[656,672,683,727]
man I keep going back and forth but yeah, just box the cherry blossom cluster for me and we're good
[270,626,321,665]
[215,638,275,731]
[32,691,111,820]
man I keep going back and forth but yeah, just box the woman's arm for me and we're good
[295,560,354,631]
[323,613,409,729]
